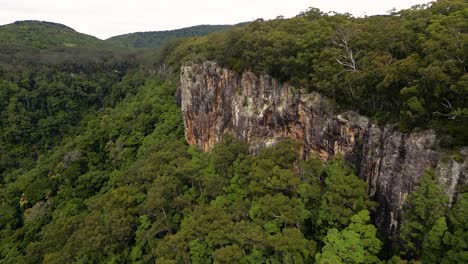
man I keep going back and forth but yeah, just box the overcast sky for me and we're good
[0,0,433,39]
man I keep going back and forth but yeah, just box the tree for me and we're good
[400,169,449,258]
[189,239,213,264]
[210,134,248,177]
[268,228,317,263]
[315,210,382,264]
[441,193,468,264]
[248,157,301,197]
[421,217,448,263]
[257,139,300,169]
[212,245,243,263]
[249,193,310,232]
[318,158,376,232]
[299,156,325,238]
[332,27,360,72]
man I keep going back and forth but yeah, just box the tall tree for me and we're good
[315,210,382,264]
[318,158,376,232]
[400,169,449,259]
[421,217,448,263]
[441,193,468,264]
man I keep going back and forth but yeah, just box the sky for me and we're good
[0,0,433,39]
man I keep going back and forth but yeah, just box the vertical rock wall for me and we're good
[179,61,467,235]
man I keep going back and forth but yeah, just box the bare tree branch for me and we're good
[333,29,359,72]
[433,98,463,120]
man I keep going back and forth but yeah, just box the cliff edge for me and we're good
[179,61,467,236]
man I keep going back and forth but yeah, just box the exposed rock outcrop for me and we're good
[179,61,467,236]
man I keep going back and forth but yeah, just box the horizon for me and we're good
[2,20,238,40]
[0,0,433,39]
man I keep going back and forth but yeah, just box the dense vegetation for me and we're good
[163,0,467,146]
[106,25,236,49]
[0,70,465,262]
[0,0,466,263]
[0,21,236,51]
[0,45,142,178]
[0,21,106,49]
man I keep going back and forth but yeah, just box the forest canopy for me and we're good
[162,0,467,146]
[0,0,466,263]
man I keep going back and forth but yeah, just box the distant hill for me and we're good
[0,21,243,50]
[0,20,107,49]
[105,24,234,49]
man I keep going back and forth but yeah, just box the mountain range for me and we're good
[0,20,240,49]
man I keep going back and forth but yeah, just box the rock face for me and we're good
[179,61,467,235]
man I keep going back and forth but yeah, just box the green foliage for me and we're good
[0,46,141,178]
[406,193,468,264]
[163,0,468,146]
[315,210,382,264]
[2,56,343,262]
[0,21,107,49]
[0,70,184,262]
[422,217,448,263]
[212,244,243,263]
[0,1,465,263]
[318,158,377,232]
[106,24,237,49]
[211,134,249,177]
[440,193,468,264]
[400,169,450,258]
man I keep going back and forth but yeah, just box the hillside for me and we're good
[0,21,240,51]
[0,20,107,49]
[0,1,466,263]
[164,0,467,146]
[105,24,234,49]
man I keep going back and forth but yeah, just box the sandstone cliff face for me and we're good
[179,61,467,235]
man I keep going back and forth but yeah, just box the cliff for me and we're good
[179,61,467,236]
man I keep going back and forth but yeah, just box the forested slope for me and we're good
[0,46,141,178]
[106,24,235,49]
[0,21,107,49]
[164,0,467,146]
[0,0,466,263]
